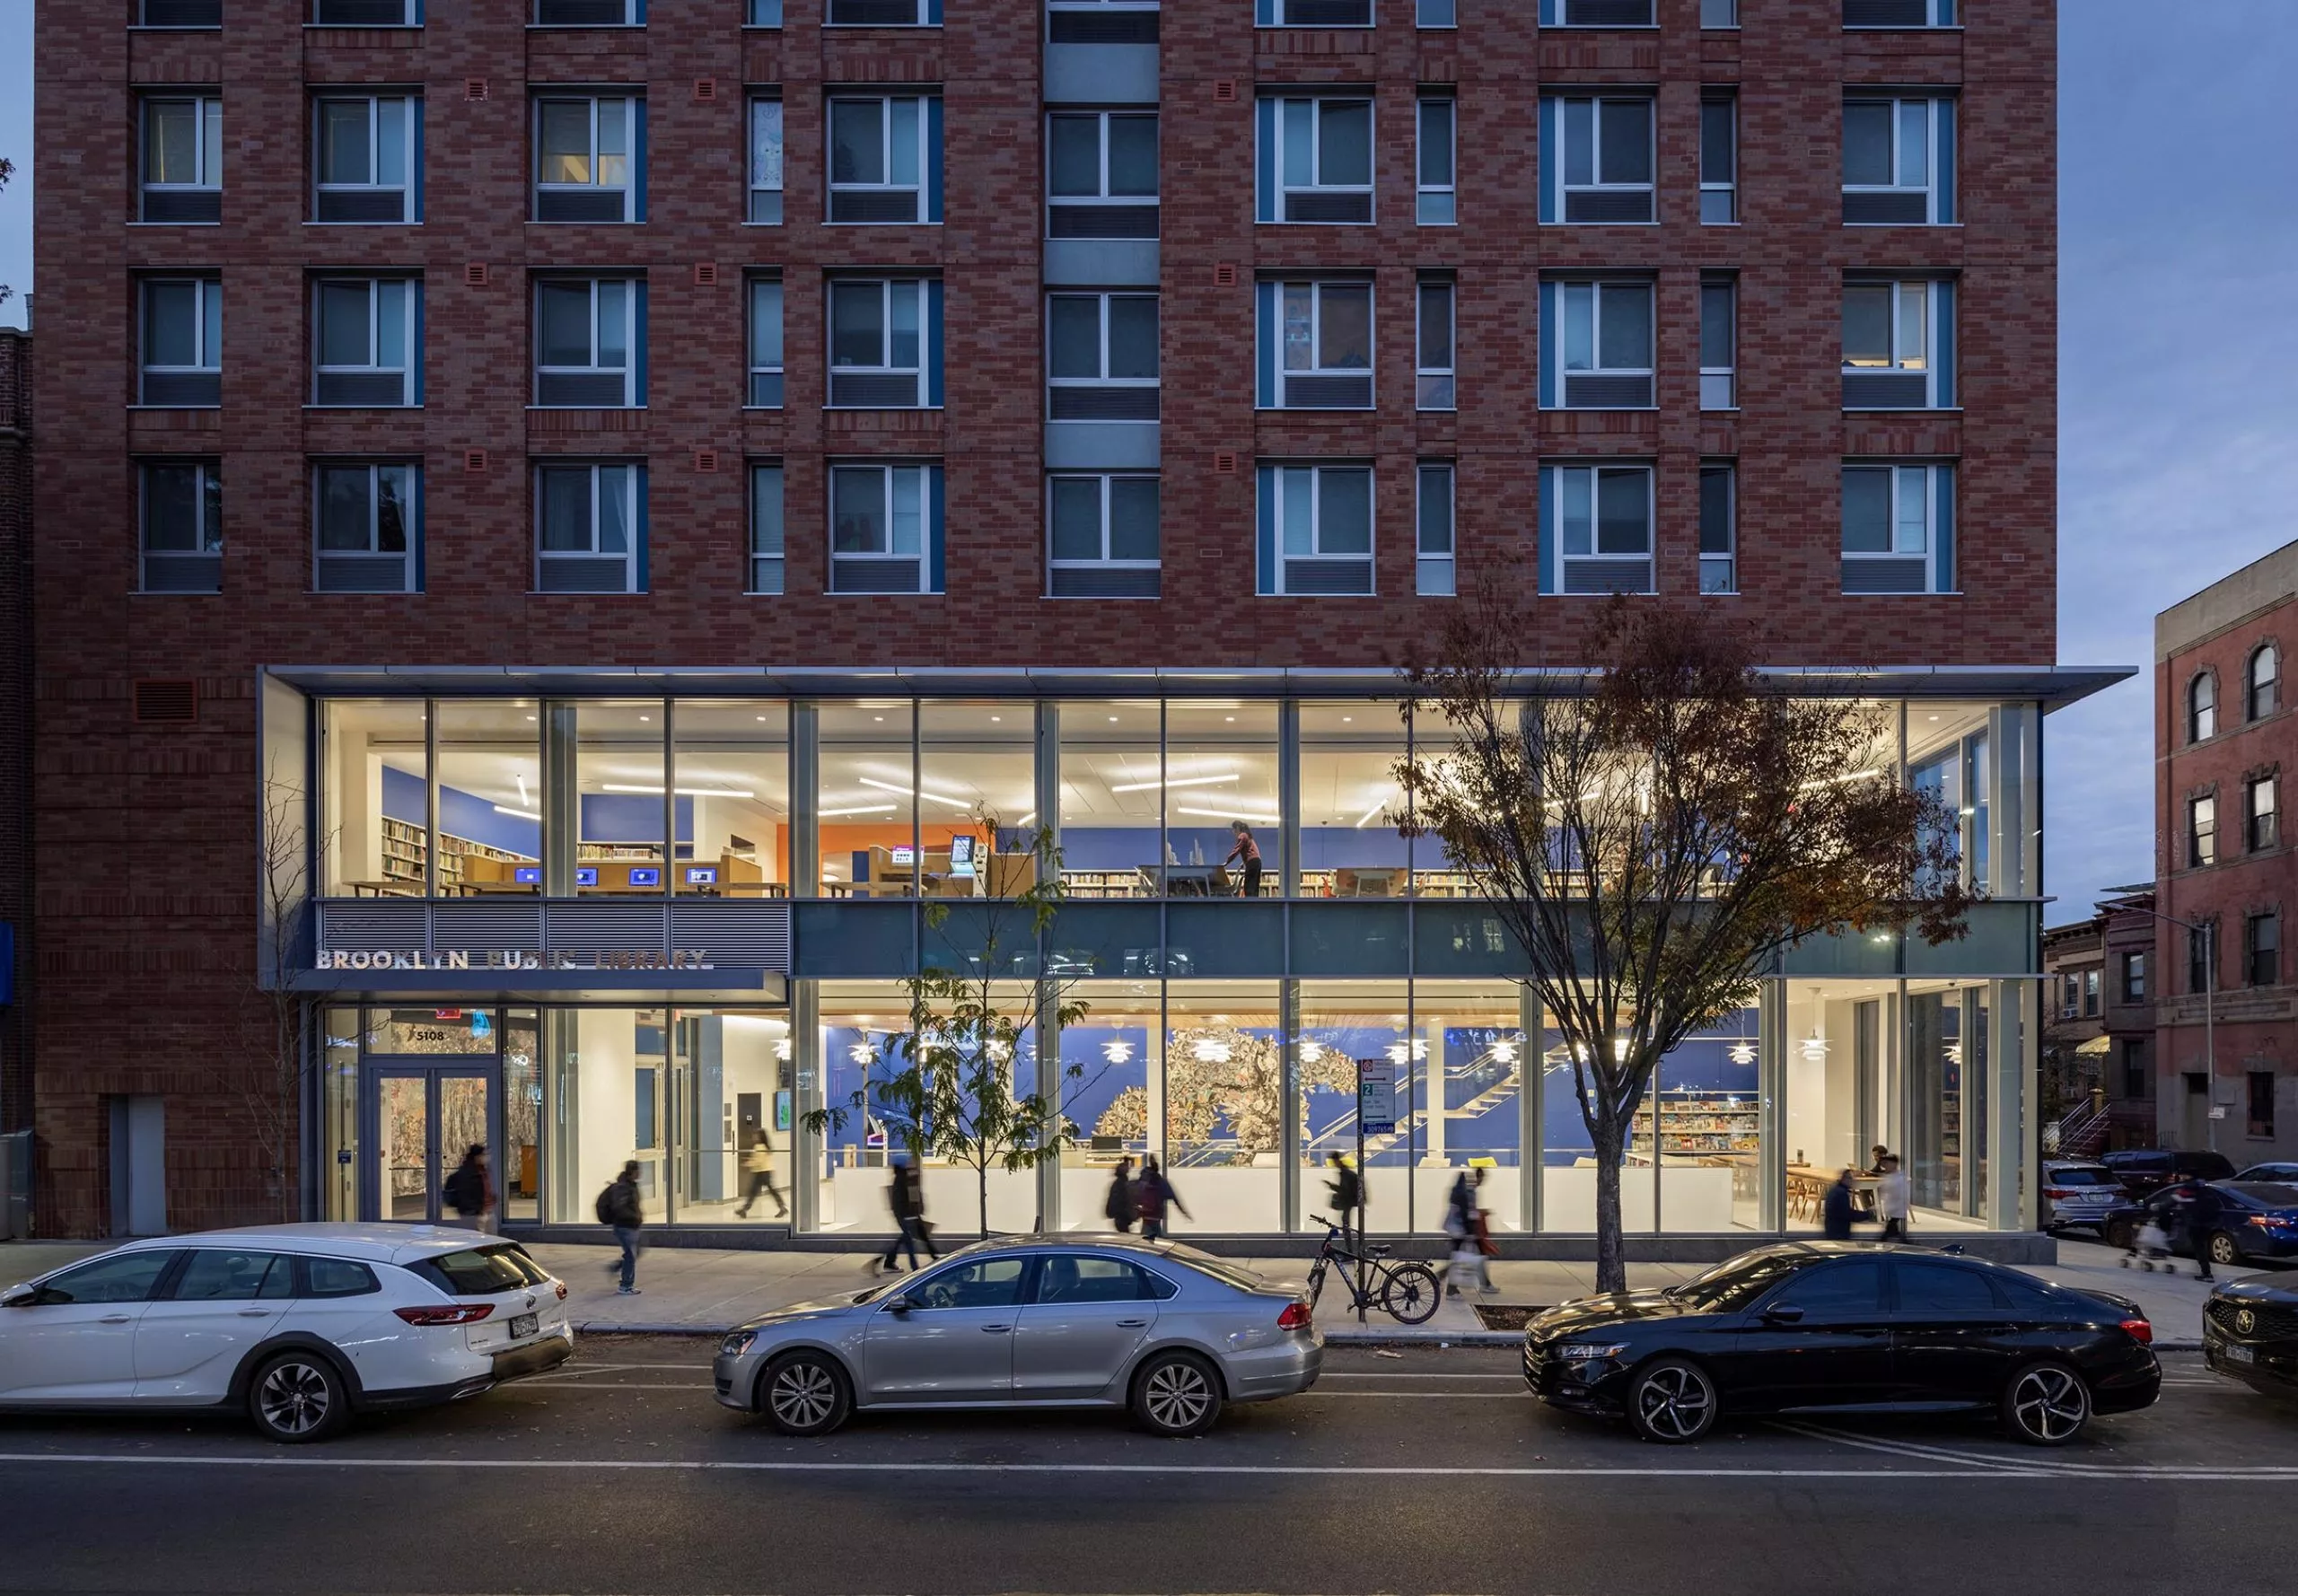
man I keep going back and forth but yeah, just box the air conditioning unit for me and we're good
[829,372,924,408]
[535,0,631,23]
[143,554,223,593]
[317,187,411,224]
[1842,371,1931,409]
[316,371,410,407]
[829,0,923,21]
[1049,6,1158,43]
[1286,0,1373,23]
[1284,191,1373,224]
[1561,0,1654,22]
[314,0,415,22]
[1565,189,1654,224]
[140,0,222,24]
[829,189,924,224]
[536,188,630,224]
[831,558,925,594]
[1048,203,1159,240]
[1844,190,1930,225]
[1560,557,1653,595]
[1283,558,1373,595]
[535,372,629,407]
[143,371,221,407]
[1563,373,1653,408]
[539,557,633,593]
[1842,557,1930,594]
[1281,374,1373,409]
[1050,566,1161,599]
[143,189,221,224]
[1844,0,1930,25]
[1048,384,1159,421]
[317,556,413,593]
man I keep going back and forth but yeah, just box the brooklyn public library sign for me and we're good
[314,948,717,972]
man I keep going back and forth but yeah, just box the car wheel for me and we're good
[756,1352,852,1437]
[2002,1361,2092,1446]
[248,1350,348,1444]
[1627,1357,1718,1445]
[2209,1231,2243,1267]
[1131,1351,1224,1438]
[2104,1217,2134,1251]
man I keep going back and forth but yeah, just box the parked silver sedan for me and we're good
[713,1235,1322,1437]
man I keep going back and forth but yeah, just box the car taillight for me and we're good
[393,1303,496,1327]
[2044,1188,2070,1200]
[1276,1301,1311,1331]
[2119,1316,2153,1345]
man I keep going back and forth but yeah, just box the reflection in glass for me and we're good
[1298,982,1409,1227]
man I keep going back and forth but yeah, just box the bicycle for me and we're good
[1302,1216,1443,1326]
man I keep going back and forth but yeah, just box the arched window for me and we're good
[2189,671,2217,743]
[2250,645,2280,721]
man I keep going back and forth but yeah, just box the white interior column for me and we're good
[1420,1015,1447,1167]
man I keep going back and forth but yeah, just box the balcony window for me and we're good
[314,462,420,593]
[140,94,222,224]
[1700,273,1736,409]
[139,276,222,407]
[1540,0,1655,22]
[828,93,943,224]
[749,97,784,224]
[748,277,785,408]
[750,463,785,594]
[534,95,641,223]
[140,460,223,592]
[1843,278,1954,408]
[1417,95,1456,225]
[1700,462,1737,595]
[1540,462,1653,595]
[1257,464,1374,597]
[1539,94,1654,224]
[536,462,645,593]
[828,278,943,408]
[1845,0,1955,26]
[1841,463,1952,594]
[827,0,941,22]
[1048,292,1159,421]
[1047,110,1158,238]
[1417,276,1455,410]
[314,94,419,224]
[1048,474,1161,599]
[1700,91,1737,224]
[1048,0,1159,44]
[313,278,419,408]
[1539,278,1654,409]
[1257,280,1373,409]
[829,463,944,595]
[1417,462,1455,597]
[534,277,644,408]
[1844,94,1955,224]
[1258,1,1373,28]
[1256,95,1373,224]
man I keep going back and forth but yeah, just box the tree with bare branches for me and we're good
[1398,593,1973,1293]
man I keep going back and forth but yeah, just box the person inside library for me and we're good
[1226,820,1264,898]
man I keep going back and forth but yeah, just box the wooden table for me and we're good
[1785,1165,1881,1221]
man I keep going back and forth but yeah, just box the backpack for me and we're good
[594,1183,618,1225]
[443,1164,475,1212]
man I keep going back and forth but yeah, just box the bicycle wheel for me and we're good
[1381,1262,1443,1325]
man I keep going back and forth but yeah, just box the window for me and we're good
[303,1258,382,1296]
[829,278,943,408]
[1539,278,1654,408]
[748,96,784,224]
[2190,922,2215,995]
[31,1250,177,1305]
[750,462,785,594]
[2058,972,2080,1019]
[1540,94,1654,224]
[1256,94,1373,224]
[2121,951,2146,1004]
[1540,0,1655,22]
[1700,273,1736,409]
[1257,464,1374,596]
[750,0,783,22]
[1418,0,1456,27]
[748,277,784,407]
[2188,671,2218,742]
[1048,292,1158,420]
[138,0,221,22]
[1699,462,1736,594]
[1843,278,1954,408]
[1703,0,1739,24]
[2083,968,2101,1017]
[139,276,222,406]
[1048,474,1160,598]
[314,94,419,224]
[313,0,422,22]
[908,1256,1029,1311]
[1844,94,1955,224]
[2250,774,2280,853]
[1417,462,1455,597]
[2248,911,2281,988]
[1036,1255,1160,1303]
[1894,1261,2001,1312]
[2250,645,2279,720]
[172,1250,294,1302]
[1257,280,1373,409]
[533,94,641,223]
[313,277,420,407]
[1047,110,1158,239]
[1540,463,1653,595]
[1699,91,1736,224]
[534,0,642,22]
[1840,462,1952,593]
[1258,0,1372,24]
[2250,1071,2276,1139]
[314,462,420,592]
[140,94,222,224]
[1770,1258,1883,1314]
[829,462,944,594]
[140,460,224,592]
[828,92,943,224]
[535,461,645,593]
[827,0,941,21]
[2188,794,2217,869]
[534,277,644,407]
[1417,94,1456,224]
[2121,1039,2150,1101]
[1048,0,1159,45]
[1417,276,1455,409]
[1846,0,1956,26]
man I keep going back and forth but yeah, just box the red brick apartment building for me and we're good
[22,0,2111,1249]
[2157,541,2298,1167]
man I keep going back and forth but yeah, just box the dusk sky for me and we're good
[1,2,2291,928]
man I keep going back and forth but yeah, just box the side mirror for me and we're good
[1761,1302,1805,1326]
[886,1295,914,1315]
[0,1284,35,1308]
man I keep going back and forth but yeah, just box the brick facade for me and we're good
[0,329,29,1138]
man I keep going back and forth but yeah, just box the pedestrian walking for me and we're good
[1469,1163,1500,1294]
[1874,1153,1911,1242]
[595,1160,645,1295]
[1136,1155,1190,1241]
[2171,1175,2225,1280]
[443,1143,495,1233]
[1326,1151,1365,1252]
[1443,1169,1478,1298]
[732,1134,787,1219]
[1106,1156,1139,1233]
[877,1154,938,1273]
[1821,1167,1873,1241]
[1225,820,1264,899]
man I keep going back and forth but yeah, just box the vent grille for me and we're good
[693,78,718,102]
[142,555,223,593]
[829,0,922,21]
[464,262,489,286]
[318,900,429,953]
[1842,371,1933,409]
[142,189,221,225]
[1561,0,1655,22]
[1286,0,1373,22]
[548,900,669,953]
[434,900,545,952]
[140,0,222,23]
[1562,373,1653,408]
[142,371,221,407]
[1284,558,1373,595]
[538,557,635,593]
[1844,190,1931,225]
[831,557,925,594]
[535,0,630,23]
[536,188,630,224]
[464,79,488,102]
[829,371,925,408]
[693,262,720,286]
[315,0,412,22]
[133,679,199,723]
[1214,80,1240,103]
[315,371,410,408]
[464,449,489,473]
[1050,566,1161,600]
[536,371,631,407]
[670,901,793,969]
[1845,0,1931,25]
[1049,9,1158,43]
[1048,203,1160,240]
[693,449,720,473]
[1214,263,1240,288]
[1285,190,1373,224]
[1842,557,1931,594]
[1564,189,1655,224]
[829,189,925,224]
[1049,385,1160,422]
[1561,557,1653,595]
[1281,373,1373,408]
[1214,451,1239,474]
[317,188,411,224]
[315,556,414,593]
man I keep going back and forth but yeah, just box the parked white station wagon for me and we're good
[0,1223,574,1442]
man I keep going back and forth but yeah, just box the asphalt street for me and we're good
[2,1340,2294,1595]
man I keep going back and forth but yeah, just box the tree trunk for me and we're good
[1593,1117,1627,1294]
[978,1162,989,1241]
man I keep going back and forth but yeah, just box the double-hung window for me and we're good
[1699,462,1737,594]
[830,462,944,594]
[2122,952,2146,1005]
[313,0,423,22]
[1047,110,1158,238]
[2190,923,2215,993]
[828,92,943,223]
[2190,672,2218,741]
[1700,273,1736,409]
[140,94,222,224]
[748,276,785,408]
[314,94,419,223]
[1539,463,1653,595]
[1048,474,1161,598]
[1258,0,1372,22]
[140,460,223,592]
[140,276,222,406]
[534,277,645,408]
[1048,293,1159,420]
[1256,94,1373,224]
[2248,912,2281,988]
[534,0,643,23]
[314,462,420,593]
[313,277,420,407]
[827,0,940,21]
[1539,278,1654,409]
[1540,94,1654,224]
[1845,0,1955,26]
[750,462,785,594]
[1257,464,1374,597]
[2251,645,2281,719]
[1840,461,1953,593]
[1700,91,1737,224]
[1417,276,1456,410]
[1417,463,1456,597]
[1048,0,1160,44]
[1540,0,1654,22]
[829,278,943,408]
[2188,795,2218,869]
[1417,94,1456,224]
[1258,280,1373,409]
[1843,277,1954,408]
[534,94,641,222]
[536,461,645,593]
[2249,773,2280,853]
[1844,93,1955,224]
[748,96,784,224]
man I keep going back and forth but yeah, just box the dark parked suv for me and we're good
[2099,1149,2236,1199]
[2205,1275,2298,1399]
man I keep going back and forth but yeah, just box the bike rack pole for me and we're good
[1355,1116,1367,1325]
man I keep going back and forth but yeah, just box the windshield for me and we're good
[1667,1250,1808,1311]
[408,1243,549,1297]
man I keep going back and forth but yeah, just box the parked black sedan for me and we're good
[2204,1275,2298,1399]
[1522,1242,2159,1446]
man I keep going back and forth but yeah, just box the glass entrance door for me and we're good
[364,1066,496,1223]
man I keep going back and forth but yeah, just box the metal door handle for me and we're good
[980,1324,1011,1333]
[1117,1319,1148,1328]
[238,1309,276,1318]
[98,1314,132,1325]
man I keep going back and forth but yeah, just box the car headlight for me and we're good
[1554,1342,1628,1361]
[720,1329,759,1357]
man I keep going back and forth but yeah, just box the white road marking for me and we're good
[1318,1372,1522,1381]
[1776,1420,2298,1478]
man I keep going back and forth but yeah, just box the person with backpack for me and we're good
[732,1134,786,1220]
[1136,1155,1189,1241]
[1105,1156,1139,1233]
[443,1144,494,1232]
[1326,1152,1365,1252]
[876,1155,937,1274]
[2170,1175,2226,1280]
[596,1161,645,1295]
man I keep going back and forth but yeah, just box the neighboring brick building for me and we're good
[2157,542,2298,1166]
[0,324,29,1153]
[29,0,2105,1246]
[2040,888,2154,1157]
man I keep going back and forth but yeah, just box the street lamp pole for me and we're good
[2139,907,2215,1154]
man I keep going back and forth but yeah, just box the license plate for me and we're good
[2226,1343,2256,1365]
[509,1312,539,1340]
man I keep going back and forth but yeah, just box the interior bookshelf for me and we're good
[1630,1091,1761,1160]
[376,817,536,891]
